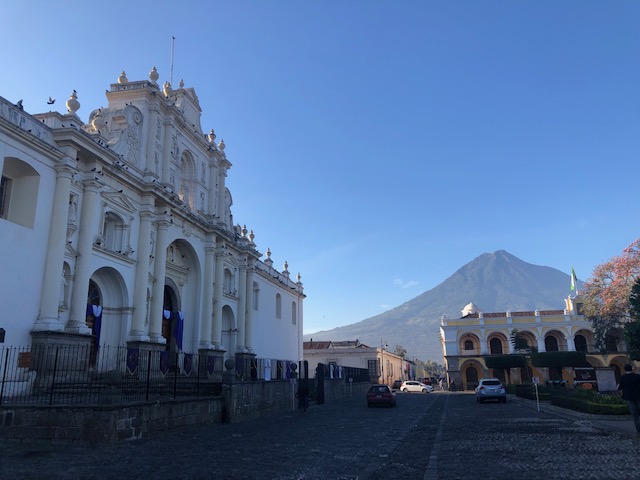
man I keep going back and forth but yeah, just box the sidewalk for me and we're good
[508,394,639,437]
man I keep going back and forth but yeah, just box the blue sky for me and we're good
[3,1,639,335]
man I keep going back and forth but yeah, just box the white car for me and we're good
[400,381,434,393]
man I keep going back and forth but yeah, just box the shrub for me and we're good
[550,387,627,414]
[530,351,589,368]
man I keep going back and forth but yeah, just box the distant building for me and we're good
[303,339,416,385]
[0,68,304,380]
[440,295,632,390]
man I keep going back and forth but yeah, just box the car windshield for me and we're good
[369,386,389,393]
[482,380,502,386]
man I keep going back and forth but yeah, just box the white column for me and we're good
[144,108,159,172]
[161,120,173,185]
[67,178,102,334]
[148,217,170,343]
[244,259,254,353]
[566,334,576,352]
[236,258,247,352]
[34,157,76,331]
[480,330,488,355]
[129,204,154,341]
[199,237,216,349]
[211,243,224,348]
[216,167,227,223]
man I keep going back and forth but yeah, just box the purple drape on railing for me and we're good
[183,354,192,375]
[174,311,184,351]
[126,347,139,374]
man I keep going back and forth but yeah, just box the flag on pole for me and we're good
[570,267,577,292]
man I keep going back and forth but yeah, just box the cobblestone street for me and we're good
[1,392,639,479]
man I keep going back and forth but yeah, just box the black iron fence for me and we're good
[0,345,223,406]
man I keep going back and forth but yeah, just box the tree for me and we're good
[625,277,640,356]
[394,344,407,358]
[510,329,530,352]
[582,239,640,352]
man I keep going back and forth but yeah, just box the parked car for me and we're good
[400,381,434,393]
[391,380,403,391]
[367,384,396,407]
[475,378,507,403]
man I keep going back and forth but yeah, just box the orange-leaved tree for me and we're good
[582,239,640,353]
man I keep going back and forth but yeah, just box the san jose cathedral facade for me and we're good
[0,67,304,379]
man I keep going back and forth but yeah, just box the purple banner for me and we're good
[126,348,139,374]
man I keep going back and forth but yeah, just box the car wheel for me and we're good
[422,388,427,393]
[401,388,407,392]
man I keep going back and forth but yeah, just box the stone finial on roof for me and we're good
[179,79,184,88]
[149,66,159,84]
[218,139,225,152]
[264,247,273,267]
[296,272,302,284]
[283,261,289,274]
[118,71,128,84]
[66,90,80,114]
[208,129,216,143]
[249,230,255,243]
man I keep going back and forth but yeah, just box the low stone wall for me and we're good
[224,379,295,423]
[0,397,224,445]
[323,379,370,404]
[0,379,370,445]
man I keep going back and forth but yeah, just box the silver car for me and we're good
[475,378,507,403]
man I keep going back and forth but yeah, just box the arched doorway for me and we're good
[221,305,236,360]
[465,366,479,389]
[86,280,101,367]
[162,283,180,353]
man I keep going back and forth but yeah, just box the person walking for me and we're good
[296,381,310,414]
[618,363,640,433]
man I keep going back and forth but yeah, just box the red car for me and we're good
[367,384,397,408]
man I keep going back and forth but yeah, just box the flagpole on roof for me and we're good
[170,35,175,86]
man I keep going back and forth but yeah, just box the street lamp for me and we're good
[380,340,388,385]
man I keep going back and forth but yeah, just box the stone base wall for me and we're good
[323,379,370,403]
[0,379,370,445]
[0,397,224,445]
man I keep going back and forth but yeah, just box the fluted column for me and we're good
[144,108,159,173]
[244,258,254,353]
[211,242,225,348]
[34,156,76,331]
[148,217,170,343]
[236,258,247,352]
[129,202,154,341]
[67,177,103,334]
[207,161,217,216]
[161,119,174,185]
[216,168,227,224]
[199,236,216,349]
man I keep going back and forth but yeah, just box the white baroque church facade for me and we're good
[0,68,304,379]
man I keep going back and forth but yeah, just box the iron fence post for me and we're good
[0,348,9,406]
[145,350,152,401]
[49,347,59,406]
[173,351,179,399]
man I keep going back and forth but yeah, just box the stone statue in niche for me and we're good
[68,195,78,225]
